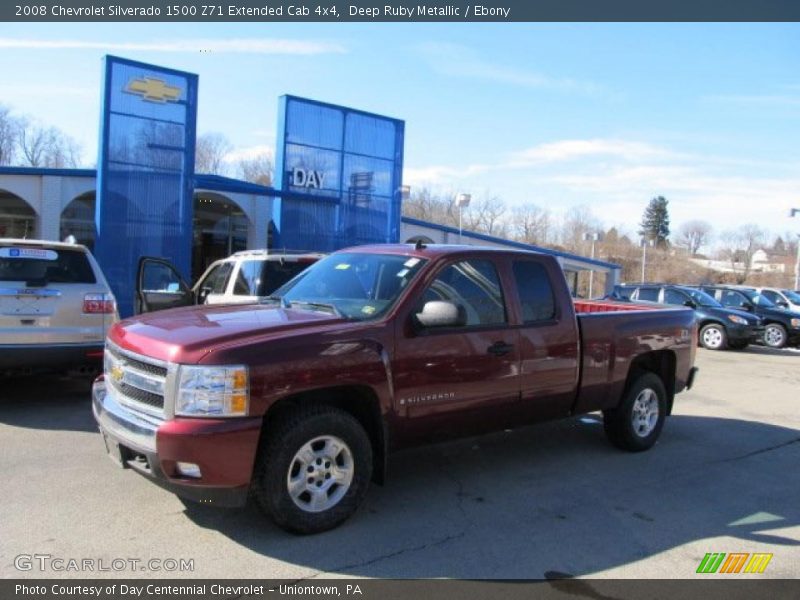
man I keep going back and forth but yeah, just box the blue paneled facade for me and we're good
[95,56,198,317]
[273,96,404,252]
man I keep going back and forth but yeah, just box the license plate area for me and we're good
[102,434,127,468]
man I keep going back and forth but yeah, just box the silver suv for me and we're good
[0,238,118,375]
[135,250,324,313]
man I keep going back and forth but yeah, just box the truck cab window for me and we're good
[422,259,506,326]
[513,261,555,323]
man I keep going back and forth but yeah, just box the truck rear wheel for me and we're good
[603,372,667,452]
[252,404,373,534]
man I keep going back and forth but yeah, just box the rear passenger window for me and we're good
[664,289,688,305]
[513,261,555,323]
[720,290,747,308]
[761,290,780,304]
[421,259,506,327]
[636,288,660,302]
[0,247,95,284]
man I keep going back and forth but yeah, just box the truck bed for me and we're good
[572,300,696,415]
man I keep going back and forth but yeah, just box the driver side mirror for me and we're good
[415,301,466,328]
[742,303,754,312]
[776,300,789,308]
[683,300,697,309]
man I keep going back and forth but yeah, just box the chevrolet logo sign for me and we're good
[110,364,124,384]
[124,77,182,103]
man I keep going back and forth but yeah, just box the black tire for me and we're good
[699,323,727,350]
[763,323,787,349]
[603,372,667,452]
[728,340,749,350]
[252,404,373,534]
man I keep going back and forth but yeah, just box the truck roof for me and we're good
[339,243,548,260]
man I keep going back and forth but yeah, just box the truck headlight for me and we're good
[175,365,249,417]
[726,315,748,325]
[791,318,800,329]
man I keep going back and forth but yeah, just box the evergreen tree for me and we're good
[639,196,670,248]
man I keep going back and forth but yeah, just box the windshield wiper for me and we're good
[285,300,344,318]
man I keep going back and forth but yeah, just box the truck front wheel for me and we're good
[603,372,667,452]
[252,405,373,534]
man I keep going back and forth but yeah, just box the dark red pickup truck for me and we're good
[93,244,698,533]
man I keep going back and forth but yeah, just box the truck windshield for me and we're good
[269,253,427,320]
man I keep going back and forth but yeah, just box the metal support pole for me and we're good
[641,240,647,284]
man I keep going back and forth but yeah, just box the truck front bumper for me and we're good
[92,377,262,508]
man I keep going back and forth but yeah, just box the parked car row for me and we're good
[1,239,323,376]
[615,283,800,350]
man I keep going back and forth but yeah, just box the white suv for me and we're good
[0,238,118,375]
[135,250,324,313]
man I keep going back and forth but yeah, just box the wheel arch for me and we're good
[260,385,387,485]
[623,350,676,415]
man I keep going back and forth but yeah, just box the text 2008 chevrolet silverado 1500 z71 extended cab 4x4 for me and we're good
[93,244,698,534]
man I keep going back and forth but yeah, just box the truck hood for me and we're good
[109,304,345,364]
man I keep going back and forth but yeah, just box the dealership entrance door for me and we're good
[192,192,249,280]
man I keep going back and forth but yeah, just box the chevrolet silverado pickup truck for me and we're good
[93,244,698,534]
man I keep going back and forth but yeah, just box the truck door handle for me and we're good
[487,341,514,357]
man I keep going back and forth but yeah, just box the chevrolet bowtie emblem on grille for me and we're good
[124,77,181,103]
[110,364,124,383]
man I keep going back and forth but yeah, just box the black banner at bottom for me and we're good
[4,579,800,600]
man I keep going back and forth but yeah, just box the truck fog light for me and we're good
[176,462,202,479]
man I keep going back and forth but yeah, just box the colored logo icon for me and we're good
[696,552,773,574]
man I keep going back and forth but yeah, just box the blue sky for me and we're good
[0,23,798,243]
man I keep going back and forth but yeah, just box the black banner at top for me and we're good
[3,0,800,22]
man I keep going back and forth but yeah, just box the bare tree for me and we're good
[17,119,50,167]
[511,203,551,245]
[560,205,601,252]
[465,194,507,237]
[719,224,766,284]
[403,187,446,222]
[195,132,233,175]
[0,104,19,165]
[677,220,712,256]
[237,153,273,186]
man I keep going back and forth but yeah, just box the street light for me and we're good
[640,237,653,283]
[455,193,471,243]
[790,208,800,290]
[583,231,603,298]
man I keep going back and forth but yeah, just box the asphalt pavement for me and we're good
[1,346,798,579]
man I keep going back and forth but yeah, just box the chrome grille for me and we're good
[104,342,167,417]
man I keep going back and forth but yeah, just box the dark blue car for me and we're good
[695,285,800,349]
[615,284,763,350]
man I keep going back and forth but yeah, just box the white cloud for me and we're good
[0,83,97,99]
[415,42,602,95]
[0,38,346,55]
[223,145,274,164]
[402,136,800,238]
[509,139,679,165]
[704,92,800,110]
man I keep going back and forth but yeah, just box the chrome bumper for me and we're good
[92,378,160,454]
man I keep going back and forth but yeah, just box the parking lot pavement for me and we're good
[1,346,798,580]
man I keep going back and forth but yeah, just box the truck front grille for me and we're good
[104,342,168,417]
